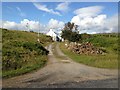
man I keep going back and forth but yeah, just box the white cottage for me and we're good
[46,29,60,41]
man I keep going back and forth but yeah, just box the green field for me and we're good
[2,28,52,78]
[60,34,118,69]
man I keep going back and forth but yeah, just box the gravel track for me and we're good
[2,43,118,88]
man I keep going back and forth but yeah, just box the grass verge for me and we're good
[60,42,118,69]
[2,55,47,78]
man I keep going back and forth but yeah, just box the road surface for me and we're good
[2,43,118,88]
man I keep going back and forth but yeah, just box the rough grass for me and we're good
[82,35,119,53]
[0,28,1,78]
[2,28,52,46]
[60,34,118,69]
[2,28,52,78]
[2,55,47,78]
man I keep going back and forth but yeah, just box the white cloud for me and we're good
[2,19,42,32]
[33,3,61,16]
[2,19,65,34]
[48,18,64,30]
[104,14,118,33]
[0,21,2,28]
[93,15,107,26]
[71,14,118,34]
[71,6,118,34]
[74,6,104,18]
[2,21,18,30]
[71,15,81,25]
[56,2,70,12]
[20,19,40,31]
[71,14,107,26]
[16,7,26,17]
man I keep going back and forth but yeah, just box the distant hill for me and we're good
[2,28,52,78]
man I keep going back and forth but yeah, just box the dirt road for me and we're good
[2,43,118,88]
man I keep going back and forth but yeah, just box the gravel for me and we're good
[2,43,118,88]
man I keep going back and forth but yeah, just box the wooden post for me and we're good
[37,20,40,42]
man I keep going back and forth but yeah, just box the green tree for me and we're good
[61,22,81,42]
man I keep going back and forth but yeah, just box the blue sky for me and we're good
[2,2,118,23]
[2,2,118,34]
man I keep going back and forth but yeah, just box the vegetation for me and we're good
[59,21,118,69]
[60,33,118,69]
[0,28,2,77]
[2,28,52,78]
[81,33,119,53]
[61,22,81,42]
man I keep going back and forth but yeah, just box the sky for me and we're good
[1,2,118,34]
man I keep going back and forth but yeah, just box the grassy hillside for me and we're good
[2,28,52,78]
[0,28,2,77]
[60,33,118,69]
[81,34,118,53]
